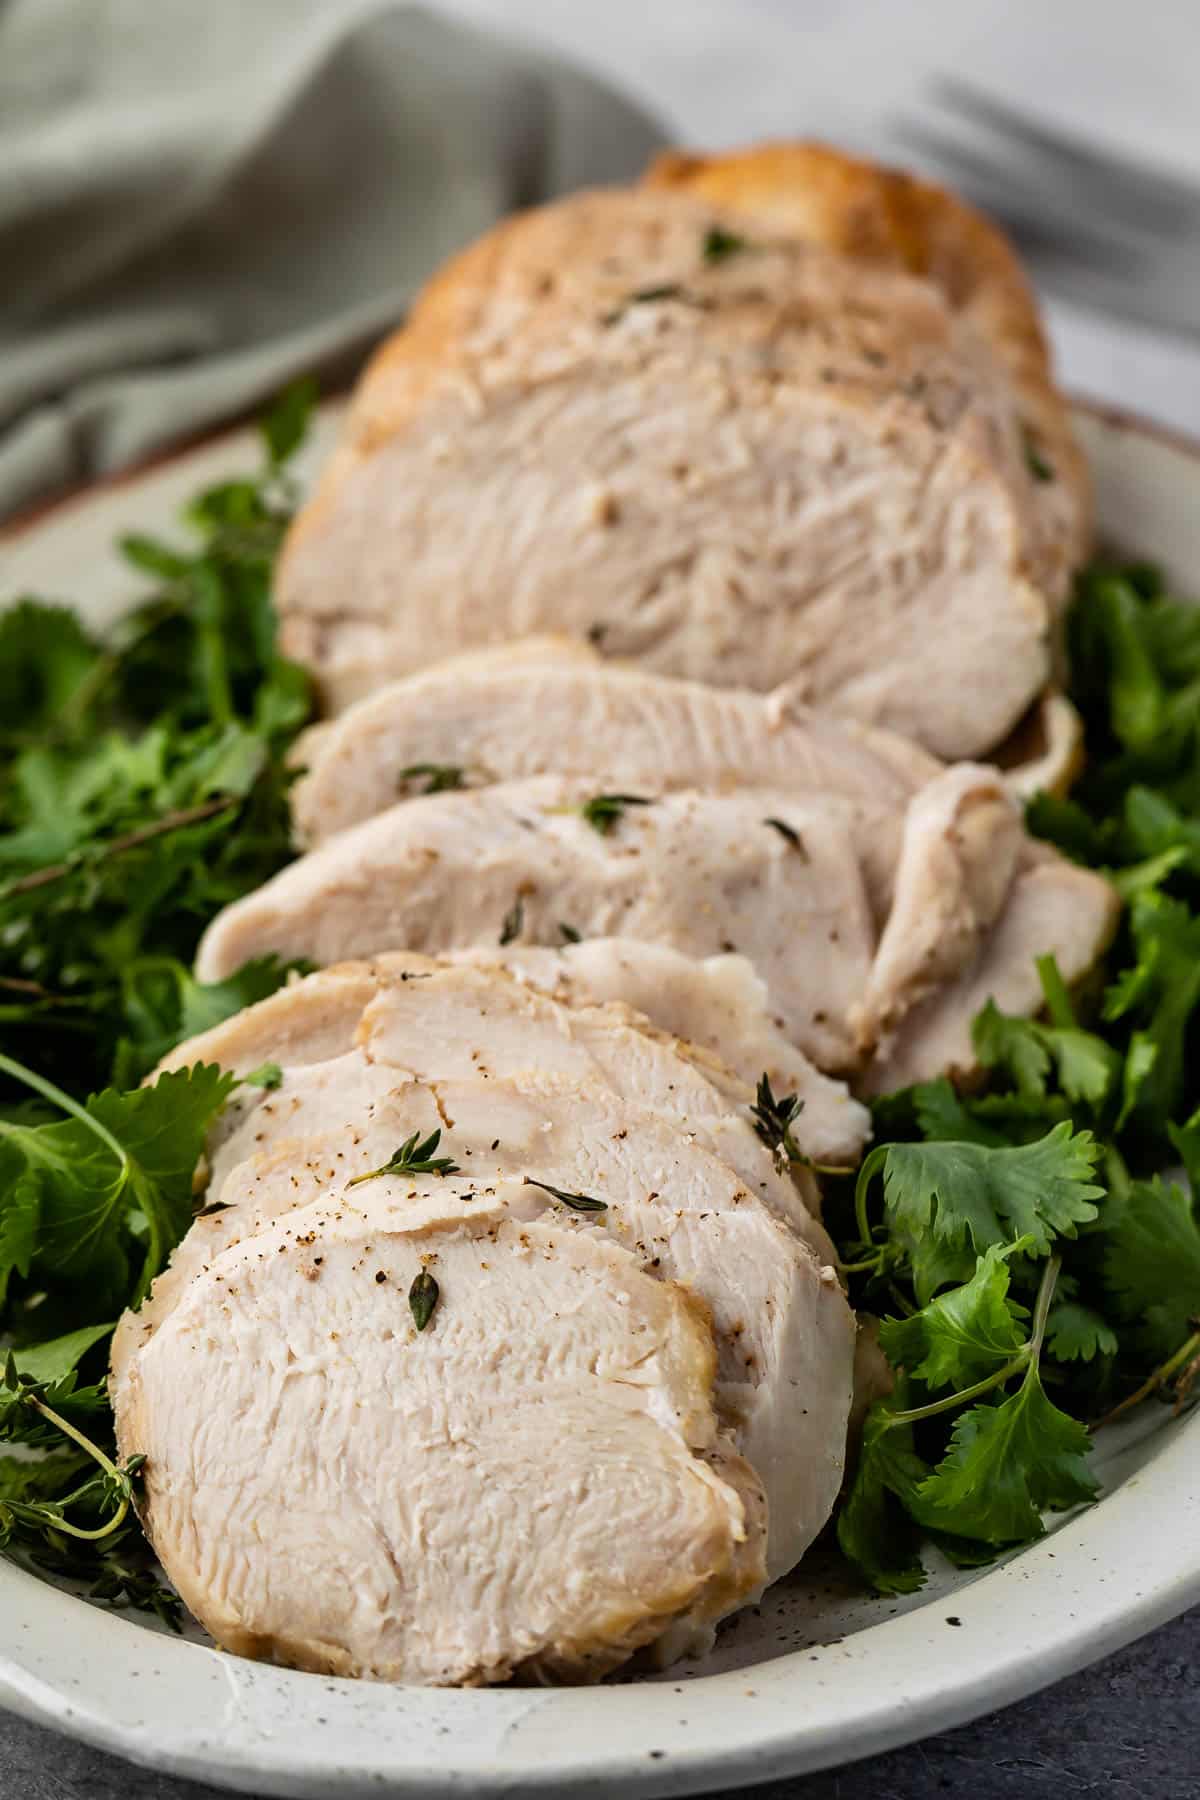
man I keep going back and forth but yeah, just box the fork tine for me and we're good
[894,120,1145,271]
[932,76,1200,229]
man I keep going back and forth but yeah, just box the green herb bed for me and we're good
[0,392,1197,1628]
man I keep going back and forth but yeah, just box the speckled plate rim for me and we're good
[1,399,1199,1799]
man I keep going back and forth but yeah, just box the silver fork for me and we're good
[894,76,1200,339]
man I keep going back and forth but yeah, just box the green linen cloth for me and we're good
[0,0,664,516]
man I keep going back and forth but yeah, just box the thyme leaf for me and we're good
[580,793,652,837]
[523,1176,608,1214]
[398,763,466,795]
[408,1269,440,1332]
[750,1072,807,1165]
[345,1129,461,1186]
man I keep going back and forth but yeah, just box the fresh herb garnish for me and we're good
[1022,425,1055,482]
[833,561,1200,1592]
[702,226,748,263]
[408,1269,440,1331]
[579,793,652,837]
[240,1061,283,1091]
[0,380,316,1097]
[345,1129,461,1187]
[499,898,524,945]
[523,1177,608,1214]
[750,1073,807,1166]
[398,763,466,795]
[0,386,327,1620]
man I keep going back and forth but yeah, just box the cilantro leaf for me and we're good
[972,962,1120,1115]
[0,1061,233,1306]
[1104,891,1200,1132]
[8,1325,113,1387]
[0,1171,38,1307]
[914,1366,1098,1545]
[878,1243,1028,1390]
[1044,1301,1119,1364]
[908,1078,1012,1147]
[836,1399,930,1595]
[1103,1176,1200,1360]
[861,1124,1103,1301]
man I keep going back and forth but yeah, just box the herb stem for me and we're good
[0,796,238,900]
[18,1393,131,1542]
[837,1252,885,1276]
[0,1052,129,1169]
[1089,1327,1200,1433]
[1036,954,1077,1029]
[854,1145,888,1250]
[881,1352,1032,1428]
[881,1255,1062,1429]
[1027,1252,1062,1362]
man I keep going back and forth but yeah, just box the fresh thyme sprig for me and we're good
[345,1129,461,1187]
[523,1177,608,1214]
[750,1073,807,1167]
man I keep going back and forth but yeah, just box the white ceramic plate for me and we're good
[1,401,1198,1799]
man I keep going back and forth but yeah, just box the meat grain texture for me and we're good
[197,770,1119,1093]
[113,959,856,1681]
[277,145,1089,759]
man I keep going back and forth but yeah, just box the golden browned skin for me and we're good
[643,139,1091,601]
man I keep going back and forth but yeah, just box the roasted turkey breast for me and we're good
[114,958,859,1679]
[161,953,827,1243]
[288,654,938,850]
[115,1063,852,1585]
[277,151,1088,757]
[195,774,1118,1089]
[117,1179,766,1683]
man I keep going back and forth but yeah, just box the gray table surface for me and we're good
[2,1604,1197,1799]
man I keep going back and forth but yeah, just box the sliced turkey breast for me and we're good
[642,140,1090,609]
[115,1179,765,1683]
[194,773,1118,1089]
[864,846,1121,1094]
[288,659,938,849]
[277,173,1083,757]
[158,954,824,1241]
[354,959,825,1245]
[115,1063,853,1585]
[195,777,877,1071]
[452,938,871,1166]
